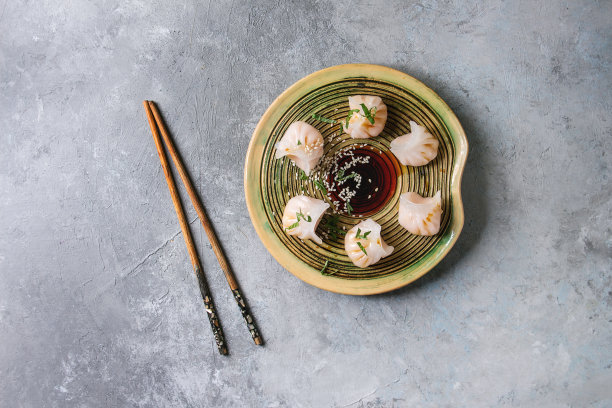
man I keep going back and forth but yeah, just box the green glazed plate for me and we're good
[244,64,468,295]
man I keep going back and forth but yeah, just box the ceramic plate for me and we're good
[244,64,467,295]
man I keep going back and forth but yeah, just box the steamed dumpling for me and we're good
[342,95,388,139]
[275,121,324,174]
[345,219,394,268]
[282,195,329,244]
[390,121,439,166]
[398,191,442,236]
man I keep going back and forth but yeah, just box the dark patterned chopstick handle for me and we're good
[196,266,228,355]
[232,289,263,345]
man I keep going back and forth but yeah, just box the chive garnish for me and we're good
[345,109,360,128]
[311,113,336,124]
[313,179,327,194]
[357,241,367,255]
[360,103,375,124]
[319,260,330,275]
[299,170,308,180]
[287,210,311,230]
[346,201,353,215]
[336,169,357,182]
[355,228,371,240]
[344,173,357,182]
[323,215,345,240]
[296,210,312,222]
[285,221,299,230]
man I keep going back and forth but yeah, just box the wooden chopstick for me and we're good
[146,101,263,346]
[143,101,228,355]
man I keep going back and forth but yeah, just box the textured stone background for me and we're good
[1,0,611,407]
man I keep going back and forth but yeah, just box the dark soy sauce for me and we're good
[326,146,399,216]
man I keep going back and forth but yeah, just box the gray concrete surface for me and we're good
[1,0,611,406]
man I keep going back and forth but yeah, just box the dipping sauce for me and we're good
[326,146,398,216]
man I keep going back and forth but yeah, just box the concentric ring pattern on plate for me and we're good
[245,64,467,295]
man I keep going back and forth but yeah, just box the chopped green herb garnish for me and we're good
[321,261,338,276]
[285,221,299,230]
[313,179,327,194]
[287,210,311,230]
[346,201,353,215]
[311,113,336,124]
[357,241,367,255]
[299,170,308,180]
[345,108,360,128]
[360,103,376,124]
[336,169,357,182]
[323,215,345,240]
[297,140,302,145]
[355,228,371,240]
[296,210,312,223]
